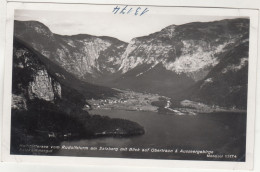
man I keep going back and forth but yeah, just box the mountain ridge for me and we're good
[14,18,249,108]
[14,18,249,81]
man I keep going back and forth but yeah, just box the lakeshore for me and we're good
[86,89,247,115]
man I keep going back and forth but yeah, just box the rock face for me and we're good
[188,40,249,109]
[12,41,62,109]
[14,18,249,108]
[27,69,61,101]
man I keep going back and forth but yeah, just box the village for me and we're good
[86,89,163,112]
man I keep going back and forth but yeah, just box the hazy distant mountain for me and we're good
[13,18,249,108]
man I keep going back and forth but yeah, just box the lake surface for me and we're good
[56,109,246,161]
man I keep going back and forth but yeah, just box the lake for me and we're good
[56,109,246,161]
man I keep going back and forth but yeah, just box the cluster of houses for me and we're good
[91,98,128,108]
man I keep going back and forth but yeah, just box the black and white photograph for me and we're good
[6,3,255,163]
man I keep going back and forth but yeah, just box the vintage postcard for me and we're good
[1,1,259,170]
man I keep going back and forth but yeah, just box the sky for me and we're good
[15,8,242,42]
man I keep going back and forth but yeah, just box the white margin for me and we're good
[0,0,7,163]
[0,1,260,172]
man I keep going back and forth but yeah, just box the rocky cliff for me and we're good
[12,39,62,110]
[188,39,249,109]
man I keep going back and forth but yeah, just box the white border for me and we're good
[5,0,260,9]
[0,0,7,163]
[1,0,260,171]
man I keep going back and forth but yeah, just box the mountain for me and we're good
[14,19,249,81]
[118,18,249,79]
[11,38,144,154]
[108,18,249,100]
[13,18,249,108]
[14,20,128,81]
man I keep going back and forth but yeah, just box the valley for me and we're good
[13,18,249,109]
